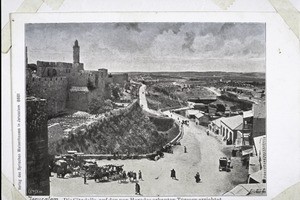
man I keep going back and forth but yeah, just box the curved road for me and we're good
[50,83,240,196]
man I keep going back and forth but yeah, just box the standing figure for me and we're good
[83,172,87,184]
[171,169,176,179]
[135,183,141,195]
[133,172,137,181]
[138,170,143,181]
[123,171,127,180]
[227,158,232,169]
[195,172,201,183]
[184,146,187,153]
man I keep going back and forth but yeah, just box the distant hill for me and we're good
[128,71,265,81]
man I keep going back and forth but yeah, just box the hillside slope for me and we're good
[49,104,174,155]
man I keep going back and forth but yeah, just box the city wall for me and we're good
[26,97,49,195]
[67,72,96,87]
[36,61,73,77]
[68,90,90,112]
[27,77,68,116]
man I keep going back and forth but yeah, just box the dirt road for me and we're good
[50,116,238,196]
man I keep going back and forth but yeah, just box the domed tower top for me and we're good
[73,40,80,63]
[74,40,79,47]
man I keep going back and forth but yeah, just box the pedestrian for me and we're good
[195,172,201,183]
[184,146,187,153]
[138,170,143,180]
[171,169,176,180]
[173,169,177,179]
[135,183,141,195]
[227,158,231,168]
[83,172,87,184]
[133,172,137,181]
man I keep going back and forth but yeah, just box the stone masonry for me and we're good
[26,97,49,195]
[26,40,129,116]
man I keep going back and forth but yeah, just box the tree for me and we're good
[216,104,226,112]
[87,79,96,91]
[112,86,121,99]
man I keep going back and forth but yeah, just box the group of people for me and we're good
[171,169,201,183]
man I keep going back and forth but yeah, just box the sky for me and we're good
[25,23,266,73]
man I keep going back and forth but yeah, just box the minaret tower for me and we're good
[73,40,80,64]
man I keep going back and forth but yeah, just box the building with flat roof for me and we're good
[220,115,243,145]
[208,117,226,135]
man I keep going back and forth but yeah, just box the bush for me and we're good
[216,104,226,112]
[89,98,113,114]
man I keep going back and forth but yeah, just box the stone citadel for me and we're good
[26,40,129,116]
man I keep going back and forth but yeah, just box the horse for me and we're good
[127,171,137,182]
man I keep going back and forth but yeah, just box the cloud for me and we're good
[182,31,196,53]
[114,23,142,32]
[25,22,266,72]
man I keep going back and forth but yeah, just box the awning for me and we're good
[242,148,254,156]
[223,185,250,196]
[249,170,263,183]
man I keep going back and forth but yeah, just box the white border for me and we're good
[10,12,300,200]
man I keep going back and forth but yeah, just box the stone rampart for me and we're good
[68,72,96,87]
[36,61,73,77]
[26,97,49,195]
[27,77,68,116]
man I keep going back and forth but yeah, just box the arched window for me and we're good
[47,68,51,77]
[52,69,57,76]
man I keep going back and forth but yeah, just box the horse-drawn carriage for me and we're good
[55,159,76,178]
[162,144,173,154]
[90,164,125,182]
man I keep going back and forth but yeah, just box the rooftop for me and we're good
[221,115,243,130]
[70,86,89,92]
[195,113,204,119]
[211,117,226,127]
[186,109,200,116]
[224,183,266,196]
[243,110,253,118]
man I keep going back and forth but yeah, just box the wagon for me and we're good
[82,162,98,179]
[219,157,230,172]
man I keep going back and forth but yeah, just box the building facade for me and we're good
[220,115,244,145]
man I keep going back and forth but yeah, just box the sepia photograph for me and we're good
[24,22,266,197]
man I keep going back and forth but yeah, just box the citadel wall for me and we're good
[67,72,96,87]
[36,61,73,77]
[27,77,68,116]
[68,90,90,111]
[26,97,49,195]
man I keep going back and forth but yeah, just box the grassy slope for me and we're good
[49,105,177,155]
